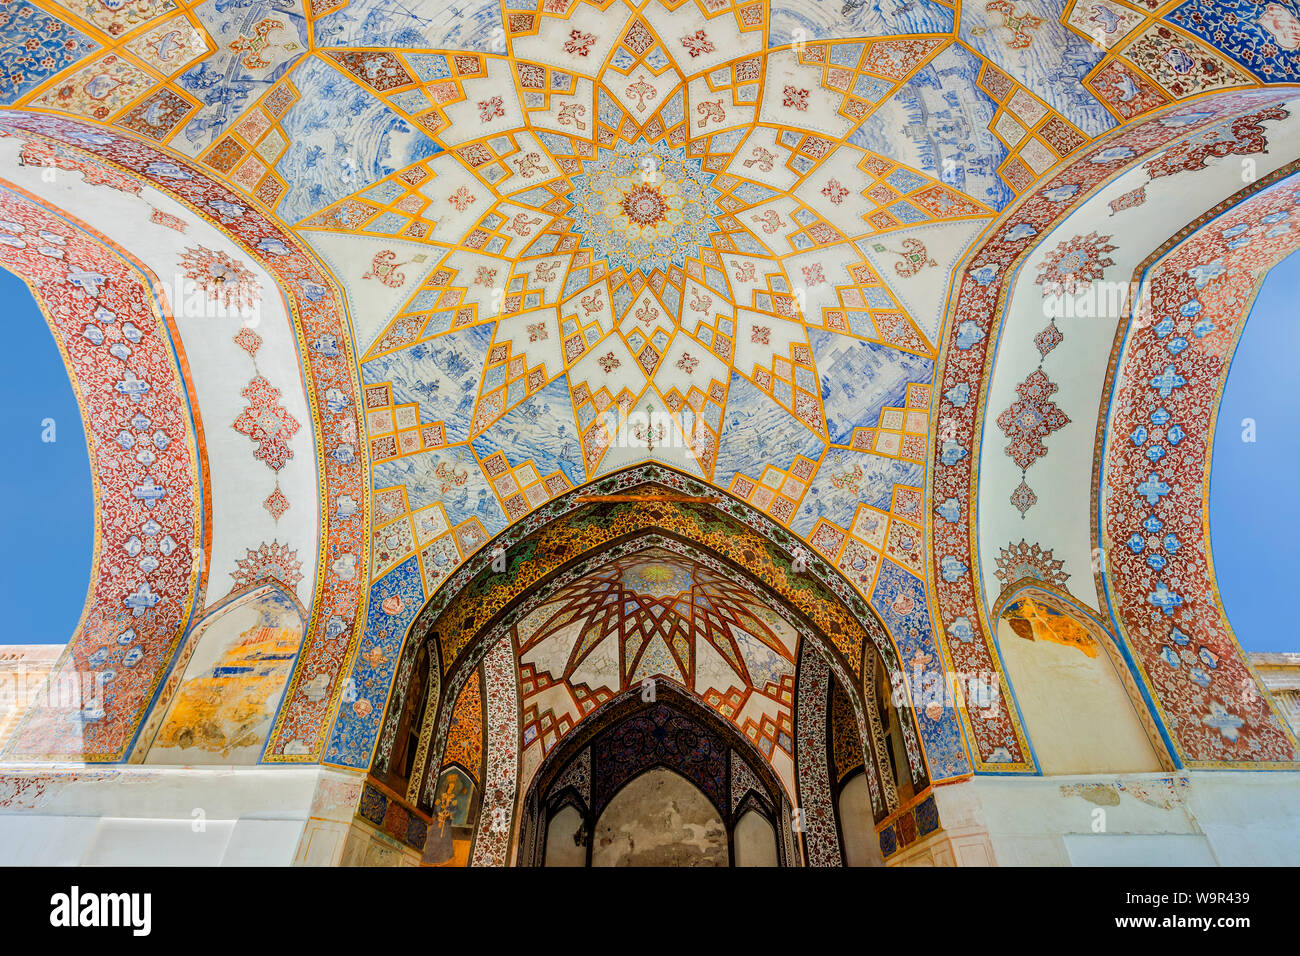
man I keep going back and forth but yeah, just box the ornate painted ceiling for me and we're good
[513,545,799,785]
[2,0,1299,787]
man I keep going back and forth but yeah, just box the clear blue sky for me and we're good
[1209,249,1300,654]
[0,266,93,645]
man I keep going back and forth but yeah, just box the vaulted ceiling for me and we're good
[2,0,1299,775]
[515,545,797,760]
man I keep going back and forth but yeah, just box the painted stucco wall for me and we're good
[0,647,60,751]
[839,774,884,866]
[592,768,727,867]
[0,766,364,866]
[543,804,587,867]
[996,619,1164,775]
[913,771,1300,866]
[733,810,779,867]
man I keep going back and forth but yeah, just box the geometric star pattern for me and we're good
[516,546,796,764]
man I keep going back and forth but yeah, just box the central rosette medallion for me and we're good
[621,183,668,226]
[567,139,723,275]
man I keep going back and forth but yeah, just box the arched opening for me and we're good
[0,265,93,648]
[138,581,305,765]
[733,808,779,867]
[593,768,727,867]
[516,682,792,867]
[992,584,1170,775]
[1210,249,1300,654]
[938,87,1300,772]
[0,109,339,765]
[367,472,933,866]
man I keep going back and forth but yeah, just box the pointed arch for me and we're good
[991,580,1175,774]
[516,682,793,867]
[931,86,1300,770]
[137,580,308,764]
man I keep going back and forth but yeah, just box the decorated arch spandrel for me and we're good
[0,110,371,764]
[3,0,1298,793]
[930,86,1300,773]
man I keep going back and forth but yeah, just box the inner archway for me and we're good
[593,769,728,867]
[517,683,788,866]
[369,466,933,866]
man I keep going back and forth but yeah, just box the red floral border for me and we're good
[928,88,1295,769]
[1101,173,1300,765]
[0,110,370,762]
[0,185,201,760]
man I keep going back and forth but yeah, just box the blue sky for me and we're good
[1209,249,1300,654]
[0,267,93,645]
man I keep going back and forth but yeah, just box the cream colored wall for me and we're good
[919,770,1300,866]
[996,619,1162,775]
[543,804,587,866]
[838,774,884,866]
[0,765,362,865]
[733,809,778,866]
[5,763,1300,866]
